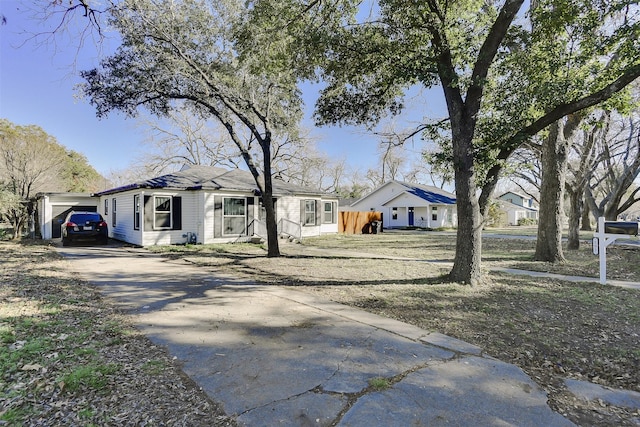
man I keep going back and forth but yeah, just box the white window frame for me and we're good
[112,198,117,227]
[134,195,140,230]
[304,200,316,226]
[154,195,173,230]
[223,197,246,236]
[322,201,334,224]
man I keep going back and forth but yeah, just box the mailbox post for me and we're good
[594,217,639,285]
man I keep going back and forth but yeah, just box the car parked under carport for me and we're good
[61,211,109,246]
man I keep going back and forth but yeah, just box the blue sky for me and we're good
[0,1,446,178]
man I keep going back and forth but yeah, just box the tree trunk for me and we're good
[10,213,25,240]
[580,197,592,230]
[262,188,280,257]
[535,120,568,262]
[261,140,280,257]
[449,122,483,285]
[450,172,483,285]
[566,188,582,250]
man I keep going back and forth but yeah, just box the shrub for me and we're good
[518,217,538,226]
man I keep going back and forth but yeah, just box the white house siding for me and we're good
[177,191,200,243]
[141,191,200,246]
[300,197,323,239]
[383,193,417,227]
[94,191,337,247]
[99,190,141,246]
[273,195,310,238]
[106,192,135,243]
[498,192,539,224]
[201,191,216,244]
[276,196,299,224]
[382,193,448,228]
[509,208,537,225]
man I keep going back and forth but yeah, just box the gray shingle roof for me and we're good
[95,165,332,197]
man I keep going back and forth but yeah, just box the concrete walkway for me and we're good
[55,242,636,426]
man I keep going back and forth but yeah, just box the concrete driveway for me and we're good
[56,242,574,427]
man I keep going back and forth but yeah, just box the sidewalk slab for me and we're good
[340,356,573,427]
[565,379,640,410]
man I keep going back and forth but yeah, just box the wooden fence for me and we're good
[339,211,383,234]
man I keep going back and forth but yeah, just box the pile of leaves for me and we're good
[0,241,235,426]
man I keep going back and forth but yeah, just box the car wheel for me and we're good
[101,237,109,245]
[62,238,71,247]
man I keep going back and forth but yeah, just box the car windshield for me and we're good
[70,214,102,223]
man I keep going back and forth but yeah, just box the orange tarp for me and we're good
[339,211,383,234]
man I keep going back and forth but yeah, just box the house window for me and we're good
[154,196,172,229]
[104,199,108,215]
[432,206,438,221]
[392,207,398,220]
[223,197,246,235]
[323,201,336,224]
[134,195,140,230]
[304,200,316,225]
[112,198,117,227]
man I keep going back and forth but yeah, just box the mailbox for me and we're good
[604,221,639,236]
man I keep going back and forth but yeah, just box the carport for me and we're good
[35,192,99,239]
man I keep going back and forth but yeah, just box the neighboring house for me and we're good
[347,180,457,229]
[497,192,539,225]
[36,165,339,246]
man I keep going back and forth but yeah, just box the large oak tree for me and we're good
[273,0,640,284]
[80,0,308,257]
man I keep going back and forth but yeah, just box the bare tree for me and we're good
[565,112,607,249]
[507,142,543,201]
[585,108,640,220]
[335,168,371,200]
[269,129,346,192]
[137,106,243,176]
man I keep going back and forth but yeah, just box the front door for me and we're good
[408,207,415,226]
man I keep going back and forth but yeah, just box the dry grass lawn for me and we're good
[156,230,640,426]
[2,230,638,426]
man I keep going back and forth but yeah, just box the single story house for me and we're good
[37,165,339,246]
[347,180,457,229]
[497,191,539,225]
